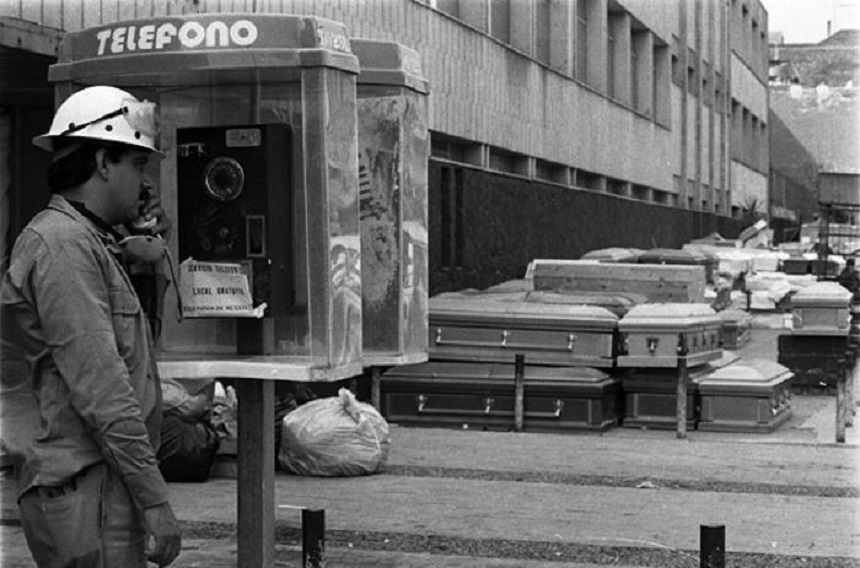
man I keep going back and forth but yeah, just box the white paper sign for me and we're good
[179,259,266,318]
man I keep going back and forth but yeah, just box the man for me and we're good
[0,85,181,567]
[838,257,860,301]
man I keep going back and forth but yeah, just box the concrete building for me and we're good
[0,0,769,292]
[768,28,859,251]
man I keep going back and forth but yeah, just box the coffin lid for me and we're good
[526,290,648,306]
[791,281,852,307]
[430,297,619,322]
[719,308,753,324]
[619,303,720,328]
[383,361,609,382]
[638,248,710,264]
[701,358,793,383]
[626,352,739,381]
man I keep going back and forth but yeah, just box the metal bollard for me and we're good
[700,524,725,568]
[302,509,325,568]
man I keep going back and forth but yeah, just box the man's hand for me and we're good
[134,194,173,241]
[143,502,182,566]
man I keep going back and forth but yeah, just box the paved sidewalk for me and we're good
[3,421,858,566]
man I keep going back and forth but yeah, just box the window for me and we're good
[607,25,616,98]
[431,134,468,163]
[607,177,627,196]
[577,169,603,191]
[536,160,568,184]
[488,147,518,174]
[490,0,511,44]
[576,0,588,81]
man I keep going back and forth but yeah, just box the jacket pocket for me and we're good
[109,287,143,361]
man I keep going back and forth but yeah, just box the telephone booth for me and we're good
[49,14,364,382]
[351,38,430,367]
[46,14,364,566]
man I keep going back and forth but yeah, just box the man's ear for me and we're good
[94,148,111,181]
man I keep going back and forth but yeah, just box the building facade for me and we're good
[1,0,768,292]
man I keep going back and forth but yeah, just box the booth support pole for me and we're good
[236,379,276,568]
[371,366,382,410]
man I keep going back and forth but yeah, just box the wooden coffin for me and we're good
[620,355,736,430]
[526,290,648,317]
[698,359,793,433]
[529,260,707,303]
[380,361,622,432]
[617,304,723,368]
[429,297,618,368]
[789,282,852,336]
[719,308,753,350]
[638,248,718,284]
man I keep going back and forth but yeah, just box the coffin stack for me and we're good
[380,259,794,434]
[778,281,854,392]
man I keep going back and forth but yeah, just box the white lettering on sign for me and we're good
[316,27,350,52]
[95,20,258,55]
[179,258,266,318]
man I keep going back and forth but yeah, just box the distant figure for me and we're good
[837,258,860,302]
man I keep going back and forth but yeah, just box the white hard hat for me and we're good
[33,86,160,153]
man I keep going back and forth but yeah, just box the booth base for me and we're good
[380,362,622,432]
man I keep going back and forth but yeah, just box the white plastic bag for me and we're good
[277,388,390,477]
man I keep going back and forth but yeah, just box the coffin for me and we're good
[380,361,622,432]
[638,248,718,284]
[789,282,852,336]
[777,334,851,392]
[429,297,618,368]
[620,354,737,430]
[719,308,753,350]
[698,359,793,433]
[617,303,723,368]
[529,260,707,303]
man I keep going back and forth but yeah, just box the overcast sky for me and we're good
[761,0,860,44]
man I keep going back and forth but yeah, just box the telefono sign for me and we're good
[96,20,259,55]
[85,15,352,57]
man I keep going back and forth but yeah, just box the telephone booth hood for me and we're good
[49,14,364,381]
[350,38,430,367]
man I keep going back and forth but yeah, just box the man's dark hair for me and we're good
[47,139,132,193]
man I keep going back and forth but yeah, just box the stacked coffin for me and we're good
[381,254,797,435]
[382,361,622,432]
[616,303,725,429]
[616,303,794,432]
[380,291,628,432]
[778,281,853,392]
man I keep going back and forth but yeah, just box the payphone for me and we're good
[176,123,293,354]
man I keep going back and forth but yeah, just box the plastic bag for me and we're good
[277,388,390,477]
